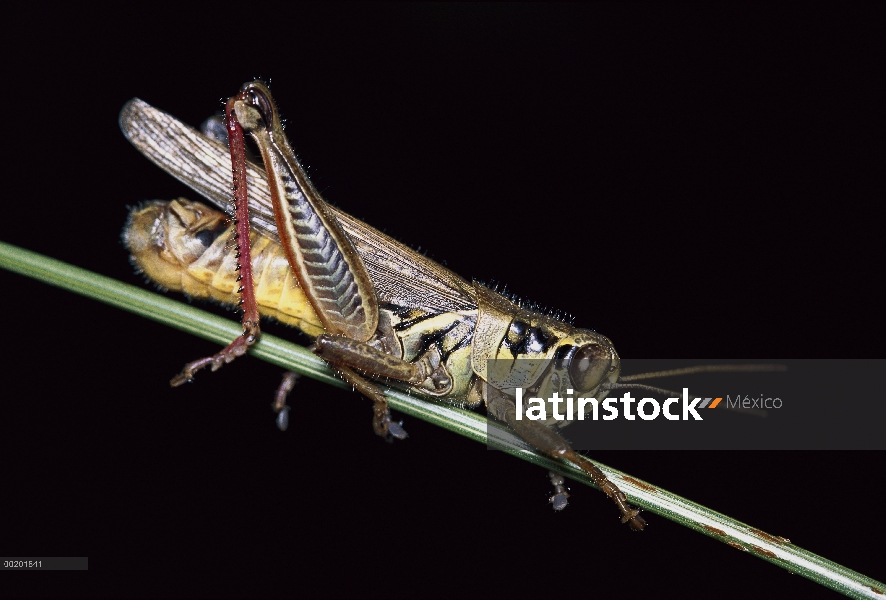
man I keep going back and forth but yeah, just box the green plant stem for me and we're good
[1,240,883,599]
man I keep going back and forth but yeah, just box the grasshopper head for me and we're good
[473,283,621,418]
[123,198,229,291]
[531,328,622,406]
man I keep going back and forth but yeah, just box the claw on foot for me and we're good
[387,420,408,440]
[548,471,570,511]
[625,512,647,531]
[275,405,291,431]
[373,407,408,442]
[550,493,569,511]
[567,453,646,530]
[611,492,646,531]
[169,326,257,387]
[272,372,299,432]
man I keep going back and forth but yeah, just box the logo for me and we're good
[514,388,782,422]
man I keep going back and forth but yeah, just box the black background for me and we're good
[1,4,883,598]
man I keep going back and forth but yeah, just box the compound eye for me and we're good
[568,343,611,392]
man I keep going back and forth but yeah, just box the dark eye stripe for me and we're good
[553,344,577,368]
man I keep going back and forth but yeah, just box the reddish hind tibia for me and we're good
[224,93,260,334]
[168,92,260,387]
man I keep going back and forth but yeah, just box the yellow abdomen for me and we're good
[125,199,324,337]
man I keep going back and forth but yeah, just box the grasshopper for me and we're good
[120,82,767,530]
